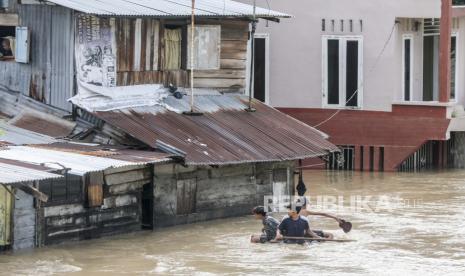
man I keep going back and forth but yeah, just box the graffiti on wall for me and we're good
[76,15,116,87]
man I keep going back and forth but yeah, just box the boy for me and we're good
[274,205,324,244]
[250,206,280,243]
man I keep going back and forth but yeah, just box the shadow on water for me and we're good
[1,170,465,275]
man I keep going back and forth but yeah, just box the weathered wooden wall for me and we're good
[116,19,249,92]
[13,189,36,250]
[0,185,12,249]
[153,162,294,228]
[0,4,74,112]
[39,165,151,246]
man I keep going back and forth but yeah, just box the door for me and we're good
[253,34,269,104]
[0,185,12,248]
[176,179,197,215]
[141,182,154,229]
[423,35,457,101]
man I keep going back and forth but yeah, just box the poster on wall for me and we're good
[75,15,116,87]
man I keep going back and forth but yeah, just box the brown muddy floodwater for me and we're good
[1,170,465,276]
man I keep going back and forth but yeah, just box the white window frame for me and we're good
[254,33,270,104]
[402,34,414,102]
[451,32,459,103]
[322,35,364,109]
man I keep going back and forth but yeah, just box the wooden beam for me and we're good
[17,184,48,202]
[439,0,452,103]
[0,14,18,26]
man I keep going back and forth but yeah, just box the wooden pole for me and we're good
[439,0,452,103]
[190,0,195,112]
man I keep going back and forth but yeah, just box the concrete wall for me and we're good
[153,162,294,228]
[239,0,454,111]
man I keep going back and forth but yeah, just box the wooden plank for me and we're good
[128,19,136,72]
[105,169,151,186]
[87,171,104,207]
[192,69,245,79]
[133,18,142,72]
[152,20,160,71]
[144,19,152,71]
[221,40,248,52]
[221,50,247,60]
[0,185,12,246]
[220,59,247,69]
[221,26,248,41]
[176,178,197,215]
[194,77,245,88]
[0,13,19,26]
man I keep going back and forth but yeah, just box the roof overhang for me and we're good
[44,0,291,20]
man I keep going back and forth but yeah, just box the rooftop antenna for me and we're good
[183,0,203,116]
[245,0,257,112]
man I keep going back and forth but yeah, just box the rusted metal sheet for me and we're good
[0,161,63,185]
[93,95,339,165]
[0,144,174,176]
[0,122,57,145]
[45,0,290,18]
[32,142,175,163]
[8,108,76,138]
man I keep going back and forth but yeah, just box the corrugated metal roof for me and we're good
[31,142,175,163]
[45,0,290,18]
[0,162,63,185]
[0,122,57,145]
[0,145,173,176]
[93,94,339,165]
[9,108,76,138]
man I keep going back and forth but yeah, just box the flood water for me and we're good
[1,170,465,276]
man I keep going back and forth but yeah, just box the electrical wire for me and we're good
[313,21,398,128]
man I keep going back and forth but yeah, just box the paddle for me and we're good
[339,219,353,233]
[282,236,356,243]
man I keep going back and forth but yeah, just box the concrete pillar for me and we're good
[439,0,452,103]
[373,147,380,172]
[354,145,362,171]
[363,146,371,171]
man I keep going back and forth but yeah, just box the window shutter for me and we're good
[15,26,30,63]
[187,25,221,70]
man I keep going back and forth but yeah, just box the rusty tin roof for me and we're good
[92,95,338,165]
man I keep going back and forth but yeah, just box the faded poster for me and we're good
[75,15,116,87]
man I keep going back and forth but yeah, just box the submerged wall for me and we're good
[153,162,294,228]
[38,165,152,246]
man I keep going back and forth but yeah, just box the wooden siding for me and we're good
[153,162,295,228]
[0,185,12,247]
[116,19,249,92]
[40,166,151,245]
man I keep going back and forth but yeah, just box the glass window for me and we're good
[323,36,363,107]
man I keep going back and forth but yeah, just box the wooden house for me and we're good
[0,0,340,251]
